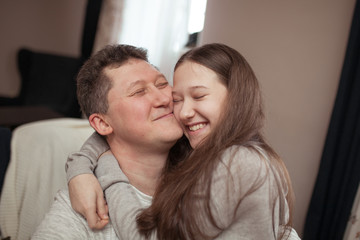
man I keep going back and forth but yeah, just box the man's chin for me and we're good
[164,131,183,146]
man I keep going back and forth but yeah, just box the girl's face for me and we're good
[172,61,228,148]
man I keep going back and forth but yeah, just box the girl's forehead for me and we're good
[174,62,215,82]
[172,64,227,97]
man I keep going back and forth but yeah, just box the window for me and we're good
[117,0,207,83]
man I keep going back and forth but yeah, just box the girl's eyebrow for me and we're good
[172,85,209,95]
[189,85,209,90]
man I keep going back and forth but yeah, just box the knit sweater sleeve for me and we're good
[94,154,157,240]
[65,132,110,182]
[205,145,290,239]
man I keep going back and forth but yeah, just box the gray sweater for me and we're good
[65,132,300,239]
[31,190,119,240]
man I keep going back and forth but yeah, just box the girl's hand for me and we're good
[68,173,109,229]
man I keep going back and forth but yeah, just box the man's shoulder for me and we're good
[55,189,71,202]
[32,189,119,240]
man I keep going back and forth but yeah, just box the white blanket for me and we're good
[0,118,93,240]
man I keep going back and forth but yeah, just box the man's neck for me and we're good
[108,140,168,196]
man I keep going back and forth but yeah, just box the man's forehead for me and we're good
[104,60,164,87]
[104,58,148,72]
[103,59,148,79]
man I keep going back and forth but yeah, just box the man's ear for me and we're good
[89,113,113,136]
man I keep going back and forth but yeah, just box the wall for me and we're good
[0,0,356,236]
[200,0,356,236]
[0,0,87,97]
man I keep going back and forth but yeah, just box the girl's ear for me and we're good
[89,113,113,136]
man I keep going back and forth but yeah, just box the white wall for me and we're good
[200,0,356,236]
[0,0,86,97]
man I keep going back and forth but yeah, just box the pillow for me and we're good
[18,48,83,118]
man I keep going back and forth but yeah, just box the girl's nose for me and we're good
[179,100,195,120]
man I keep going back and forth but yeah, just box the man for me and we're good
[32,44,183,239]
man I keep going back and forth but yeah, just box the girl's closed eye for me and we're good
[173,97,182,103]
[172,92,182,103]
[193,94,207,100]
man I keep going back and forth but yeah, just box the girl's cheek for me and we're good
[173,107,181,121]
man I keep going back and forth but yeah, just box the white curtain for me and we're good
[92,0,125,54]
[93,0,191,84]
[344,183,360,239]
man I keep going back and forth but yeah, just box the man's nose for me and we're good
[152,88,171,107]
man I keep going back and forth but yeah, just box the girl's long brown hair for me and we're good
[137,43,294,239]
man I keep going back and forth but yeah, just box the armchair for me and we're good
[0,118,93,240]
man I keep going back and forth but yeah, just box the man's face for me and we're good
[104,59,183,151]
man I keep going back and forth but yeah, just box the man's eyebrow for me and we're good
[126,74,167,91]
[155,73,167,81]
[126,80,146,92]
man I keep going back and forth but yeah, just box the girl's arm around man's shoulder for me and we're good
[66,132,110,182]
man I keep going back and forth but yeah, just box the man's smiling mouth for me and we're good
[153,113,173,121]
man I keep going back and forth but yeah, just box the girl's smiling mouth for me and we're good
[188,123,207,131]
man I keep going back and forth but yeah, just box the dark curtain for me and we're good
[0,128,11,196]
[303,0,360,239]
[81,0,103,60]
